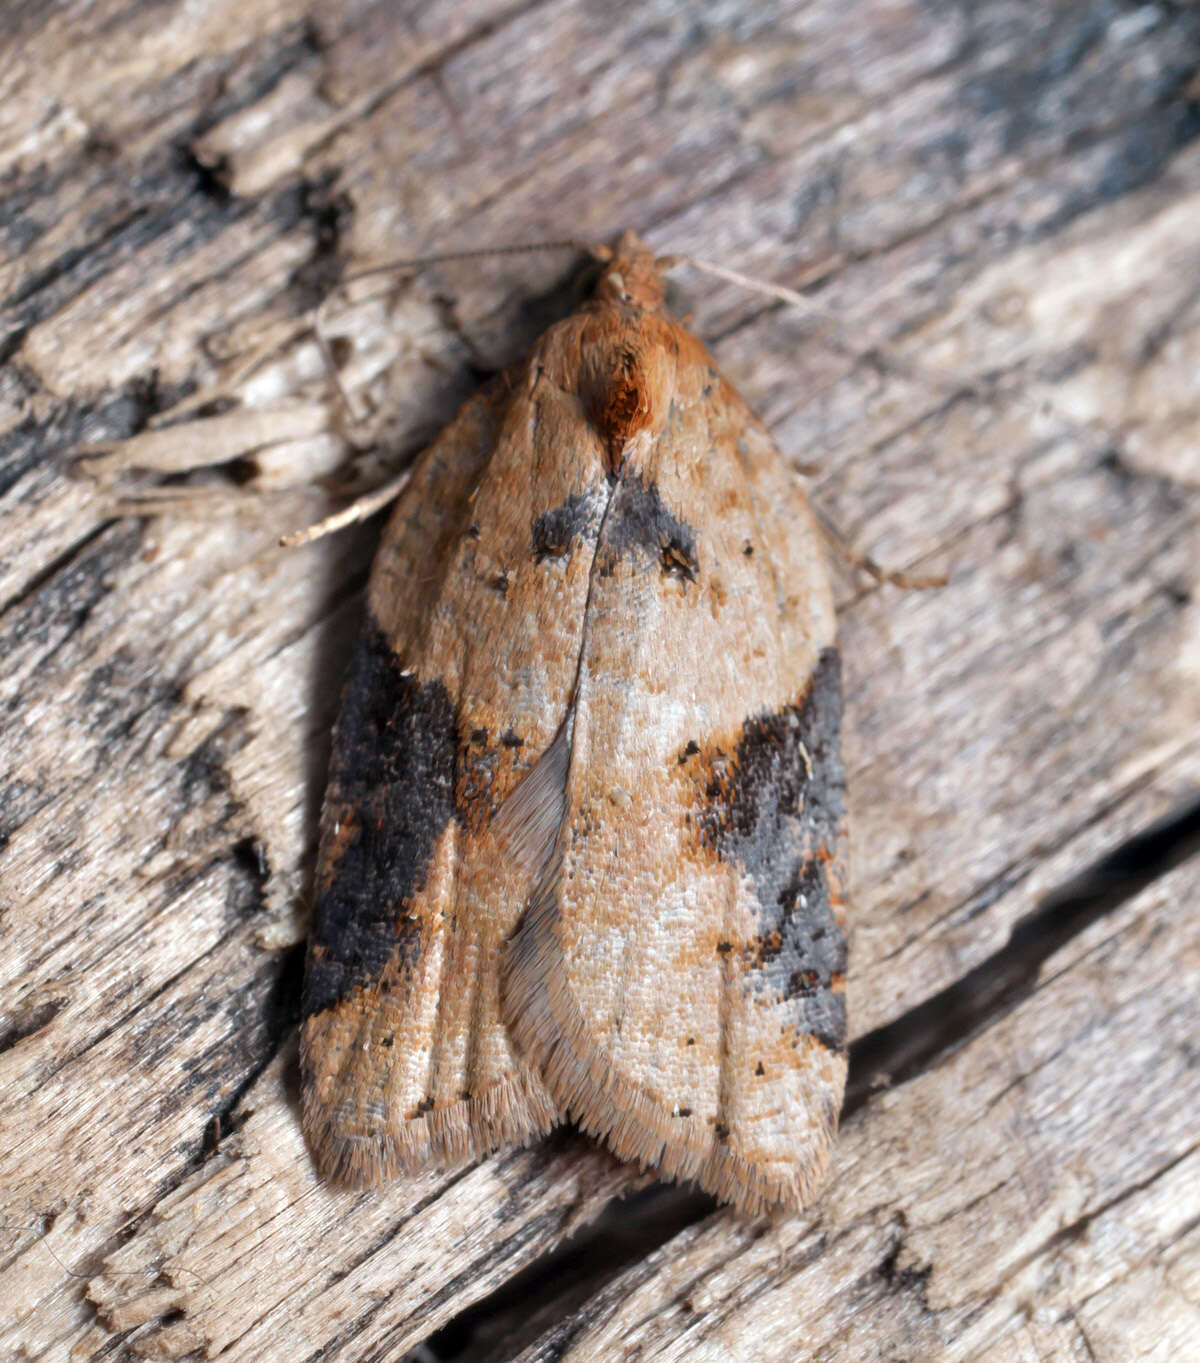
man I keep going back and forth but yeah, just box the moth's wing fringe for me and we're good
[492,716,573,878]
[299,1054,559,1188]
[502,870,833,1216]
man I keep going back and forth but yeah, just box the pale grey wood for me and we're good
[503,850,1200,1362]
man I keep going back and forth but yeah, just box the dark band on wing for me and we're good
[686,648,848,1052]
[302,617,457,1019]
[749,858,847,1053]
[596,474,700,582]
[531,490,603,562]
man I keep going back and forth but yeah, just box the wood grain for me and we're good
[1,1,1198,1359]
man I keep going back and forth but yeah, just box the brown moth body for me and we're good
[300,232,848,1214]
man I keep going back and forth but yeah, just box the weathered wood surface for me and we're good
[2,2,1199,1360]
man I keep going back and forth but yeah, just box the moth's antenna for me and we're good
[313,240,593,425]
[670,251,1005,413]
[331,239,596,286]
[671,251,962,592]
[665,254,837,323]
[288,240,595,548]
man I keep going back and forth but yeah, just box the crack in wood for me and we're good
[423,1184,713,1362]
[994,1135,1200,1303]
[0,523,117,623]
[846,793,1200,1112]
[417,795,1200,1361]
[0,998,68,1057]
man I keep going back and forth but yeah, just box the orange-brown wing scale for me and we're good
[303,232,848,1211]
[301,332,612,1183]
[502,245,848,1214]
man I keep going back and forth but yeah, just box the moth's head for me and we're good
[592,230,673,312]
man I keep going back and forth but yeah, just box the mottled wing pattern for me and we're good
[303,231,849,1212]
[301,336,615,1185]
[504,321,848,1214]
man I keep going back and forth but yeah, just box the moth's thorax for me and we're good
[575,307,679,473]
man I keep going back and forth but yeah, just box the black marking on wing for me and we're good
[695,648,847,1053]
[597,474,699,581]
[749,858,847,1053]
[532,491,602,562]
[302,617,457,1019]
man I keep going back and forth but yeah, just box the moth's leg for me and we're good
[812,505,947,591]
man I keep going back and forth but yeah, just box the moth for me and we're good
[300,231,848,1215]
